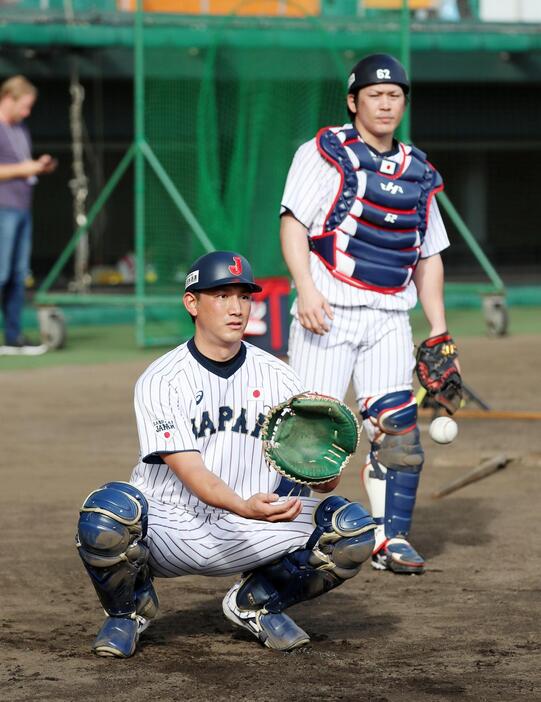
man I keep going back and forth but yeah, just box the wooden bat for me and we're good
[416,388,541,421]
[419,408,541,421]
[431,454,510,499]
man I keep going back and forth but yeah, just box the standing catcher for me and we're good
[75,250,376,657]
[279,54,462,575]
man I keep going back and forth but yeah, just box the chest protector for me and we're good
[311,126,443,293]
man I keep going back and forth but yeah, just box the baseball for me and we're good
[429,416,458,444]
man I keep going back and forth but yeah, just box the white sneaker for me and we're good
[222,582,310,651]
[0,335,48,356]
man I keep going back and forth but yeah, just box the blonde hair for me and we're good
[0,75,37,101]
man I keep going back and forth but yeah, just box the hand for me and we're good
[296,284,334,335]
[241,493,302,522]
[37,154,58,174]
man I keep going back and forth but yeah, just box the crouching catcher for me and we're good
[75,251,375,657]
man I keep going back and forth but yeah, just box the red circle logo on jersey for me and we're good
[164,432,171,439]
[253,389,261,398]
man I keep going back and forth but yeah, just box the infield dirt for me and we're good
[1,334,540,702]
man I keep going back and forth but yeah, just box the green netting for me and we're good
[143,12,348,293]
[32,3,512,348]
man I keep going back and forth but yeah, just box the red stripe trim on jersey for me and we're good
[315,127,346,232]
[357,197,417,216]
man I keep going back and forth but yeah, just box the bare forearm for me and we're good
[280,215,314,292]
[414,254,447,335]
[161,452,301,522]
[280,214,334,333]
[0,162,33,181]
[0,155,57,181]
[164,455,247,515]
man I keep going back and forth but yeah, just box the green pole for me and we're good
[398,0,411,142]
[36,145,135,297]
[437,191,505,293]
[134,0,146,347]
[141,141,215,253]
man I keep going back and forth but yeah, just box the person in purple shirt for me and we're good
[0,75,57,355]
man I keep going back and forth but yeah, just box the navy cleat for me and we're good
[92,615,151,658]
[371,537,425,574]
[222,582,310,652]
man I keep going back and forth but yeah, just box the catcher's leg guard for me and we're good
[76,481,158,657]
[222,496,375,650]
[361,391,425,574]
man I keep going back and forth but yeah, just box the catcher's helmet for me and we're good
[185,251,262,293]
[347,54,410,95]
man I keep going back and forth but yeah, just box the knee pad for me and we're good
[76,482,156,618]
[308,496,376,578]
[363,391,417,438]
[236,497,375,614]
[377,427,424,472]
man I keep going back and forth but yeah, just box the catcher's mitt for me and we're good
[262,393,360,487]
[416,332,463,414]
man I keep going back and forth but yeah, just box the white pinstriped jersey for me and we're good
[280,126,450,311]
[129,338,321,578]
[130,339,305,513]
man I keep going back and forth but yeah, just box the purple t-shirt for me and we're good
[0,121,34,210]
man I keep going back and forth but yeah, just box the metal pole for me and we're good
[36,145,136,297]
[134,0,146,347]
[398,0,411,142]
[437,191,505,293]
[141,141,215,253]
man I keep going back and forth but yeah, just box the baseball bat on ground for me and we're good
[419,408,541,421]
[431,454,510,499]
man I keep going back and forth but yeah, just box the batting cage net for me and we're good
[30,1,507,346]
[140,11,350,344]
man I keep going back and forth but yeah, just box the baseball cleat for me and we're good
[222,582,310,651]
[92,615,151,658]
[371,537,425,574]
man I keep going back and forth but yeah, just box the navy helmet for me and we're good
[184,251,262,293]
[347,54,410,96]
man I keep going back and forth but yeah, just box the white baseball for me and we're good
[429,416,458,444]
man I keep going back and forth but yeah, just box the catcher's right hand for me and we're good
[416,332,463,414]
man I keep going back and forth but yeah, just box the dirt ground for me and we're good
[1,334,540,702]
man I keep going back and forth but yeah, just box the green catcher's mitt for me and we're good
[262,393,360,486]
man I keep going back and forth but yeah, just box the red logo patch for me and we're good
[253,389,261,398]
[228,256,243,276]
